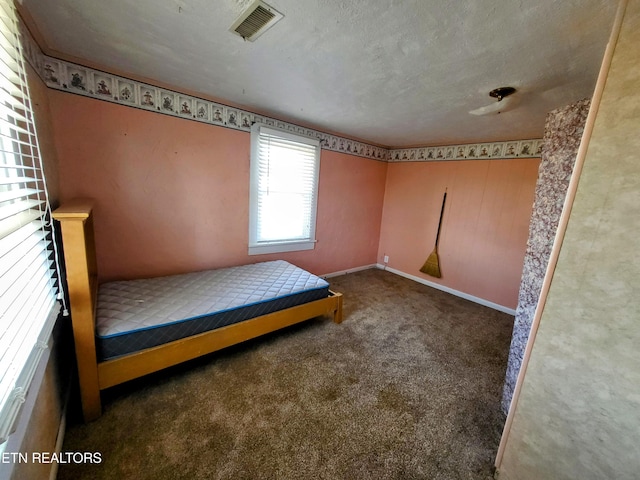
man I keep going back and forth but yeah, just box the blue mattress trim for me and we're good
[97,284,329,339]
[94,261,331,360]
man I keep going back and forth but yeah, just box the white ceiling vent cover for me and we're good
[230,0,284,41]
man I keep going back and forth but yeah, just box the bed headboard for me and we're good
[52,199,102,419]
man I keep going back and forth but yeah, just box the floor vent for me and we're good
[230,1,283,41]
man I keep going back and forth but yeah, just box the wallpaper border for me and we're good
[388,138,543,162]
[19,21,541,163]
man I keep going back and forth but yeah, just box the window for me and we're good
[249,124,320,255]
[0,0,61,446]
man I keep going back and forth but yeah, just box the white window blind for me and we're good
[0,0,61,445]
[249,124,320,255]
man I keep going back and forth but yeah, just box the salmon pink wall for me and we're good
[47,88,540,311]
[378,159,540,310]
[29,65,60,203]
[48,91,387,281]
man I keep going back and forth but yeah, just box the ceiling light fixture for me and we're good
[469,86,517,116]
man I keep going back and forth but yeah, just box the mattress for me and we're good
[95,260,330,360]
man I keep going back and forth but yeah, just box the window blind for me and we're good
[0,0,61,445]
[249,125,320,254]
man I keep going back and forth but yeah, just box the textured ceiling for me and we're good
[21,0,617,147]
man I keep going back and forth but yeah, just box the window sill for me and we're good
[248,240,316,255]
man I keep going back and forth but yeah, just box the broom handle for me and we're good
[434,192,447,247]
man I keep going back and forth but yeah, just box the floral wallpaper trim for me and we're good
[19,20,541,163]
[388,138,543,162]
[42,57,393,161]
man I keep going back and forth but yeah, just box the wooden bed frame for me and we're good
[53,199,343,422]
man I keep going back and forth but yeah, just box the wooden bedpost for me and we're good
[52,200,102,422]
[331,291,343,324]
[53,200,344,421]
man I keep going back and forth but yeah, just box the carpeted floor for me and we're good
[58,268,513,480]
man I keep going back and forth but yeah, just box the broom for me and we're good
[420,191,447,278]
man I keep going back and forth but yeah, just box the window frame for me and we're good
[248,123,321,255]
[0,0,62,448]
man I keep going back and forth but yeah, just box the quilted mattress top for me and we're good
[96,260,329,338]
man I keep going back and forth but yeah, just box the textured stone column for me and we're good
[501,99,590,414]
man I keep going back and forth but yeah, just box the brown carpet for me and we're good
[58,268,512,480]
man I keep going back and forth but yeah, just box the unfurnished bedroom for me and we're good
[1,0,638,479]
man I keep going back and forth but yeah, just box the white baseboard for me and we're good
[321,264,379,279]
[322,262,516,315]
[377,264,516,315]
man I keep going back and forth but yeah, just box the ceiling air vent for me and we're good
[230,0,284,41]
